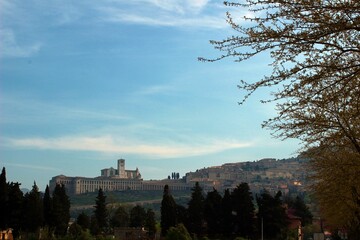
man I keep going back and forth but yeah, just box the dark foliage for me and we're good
[77,212,91,230]
[94,188,108,233]
[221,188,233,237]
[161,184,177,236]
[0,167,8,229]
[130,205,146,228]
[257,190,288,239]
[43,185,53,227]
[231,183,255,238]
[7,182,23,238]
[52,183,71,236]
[204,188,223,236]
[110,206,129,228]
[187,182,205,236]
[22,182,44,233]
[145,209,157,239]
[292,196,313,227]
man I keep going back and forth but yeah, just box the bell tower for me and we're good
[118,159,126,178]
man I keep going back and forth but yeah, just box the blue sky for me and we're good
[0,0,299,191]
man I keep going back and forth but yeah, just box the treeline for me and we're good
[160,182,313,240]
[0,167,156,240]
[76,188,157,239]
[0,167,72,239]
[0,166,313,240]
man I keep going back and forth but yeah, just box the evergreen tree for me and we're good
[43,185,53,227]
[293,196,313,227]
[94,188,108,233]
[231,183,255,238]
[145,209,157,239]
[22,182,44,233]
[110,206,129,228]
[176,204,188,227]
[161,184,177,236]
[90,215,100,236]
[7,182,23,238]
[68,222,83,239]
[257,190,288,239]
[52,183,70,236]
[187,182,205,236]
[0,167,8,229]
[77,212,91,230]
[221,188,233,237]
[130,205,146,228]
[204,188,223,236]
[165,223,192,240]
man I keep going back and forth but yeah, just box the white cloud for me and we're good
[99,6,226,28]
[0,28,41,58]
[6,135,253,159]
[147,0,209,13]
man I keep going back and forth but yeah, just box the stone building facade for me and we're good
[49,159,192,195]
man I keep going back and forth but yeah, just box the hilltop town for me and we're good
[185,157,309,194]
[51,157,309,196]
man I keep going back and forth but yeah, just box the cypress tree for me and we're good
[90,215,100,236]
[110,206,129,228]
[187,182,205,236]
[94,188,108,233]
[221,188,233,237]
[52,183,70,236]
[293,196,313,227]
[22,182,44,233]
[8,182,23,238]
[77,212,91,230]
[160,184,177,236]
[43,185,53,227]
[130,205,146,228]
[145,209,157,239]
[231,183,255,238]
[257,190,288,239]
[0,167,8,229]
[204,188,223,236]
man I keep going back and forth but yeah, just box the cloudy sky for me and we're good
[0,0,299,190]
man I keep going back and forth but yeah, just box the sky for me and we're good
[0,0,300,191]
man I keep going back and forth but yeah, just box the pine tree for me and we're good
[52,183,70,236]
[231,183,255,238]
[221,189,233,237]
[90,215,100,236]
[293,196,313,227]
[145,209,157,239]
[0,167,8,229]
[130,205,146,228]
[160,184,177,236]
[77,212,91,230]
[257,190,288,239]
[176,204,188,226]
[187,182,205,236]
[22,182,44,233]
[43,185,53,227]
[204,188,223,236]
[94,188,108,233]
[110,206,129,228]
[8,182,23,238]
